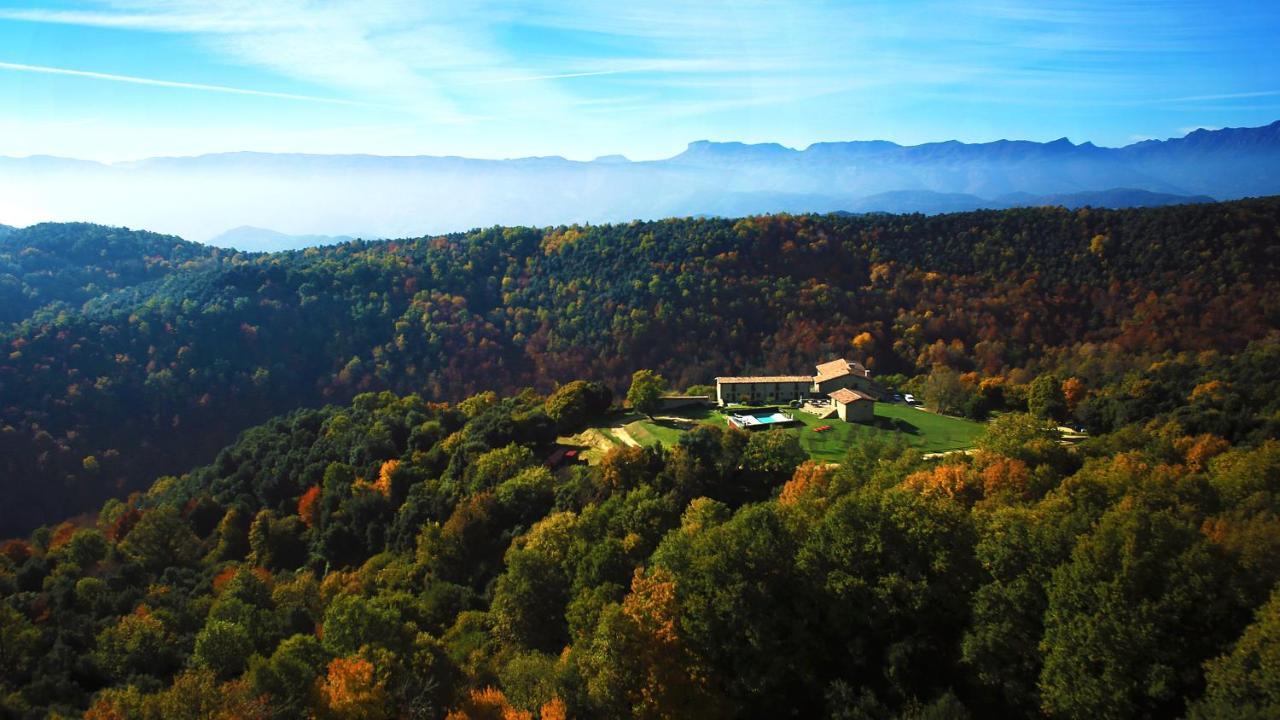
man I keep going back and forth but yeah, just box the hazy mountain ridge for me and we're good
[834,188,1218,215]
[206,225,361,253]
[0,121,1275,245]
[1002,188,1217,208]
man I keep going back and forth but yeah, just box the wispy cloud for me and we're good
[1098,90,1280,109]
[0,2,495,122]
[0,0,1141,114]
[0,0,1276,158]
[0,61,389,108]
[470,69,636,86]
[1165,91,1280,103]
[0,7,292,33]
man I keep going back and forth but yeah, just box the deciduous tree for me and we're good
[627,370,667,420]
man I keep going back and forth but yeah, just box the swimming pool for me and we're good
[727,411,799,429]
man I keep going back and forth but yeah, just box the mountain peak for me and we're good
[1123,120,1280,155]
[675,140,797,162]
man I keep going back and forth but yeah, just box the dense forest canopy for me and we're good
[2,378,1279,718]
[0,223,221,327]
[2,198,1280,718]
[1,199,1279,536]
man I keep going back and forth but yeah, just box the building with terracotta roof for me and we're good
[714,358,875,407]
[828,387,875,422]
[813,358,873,395]
[714,375,814,406]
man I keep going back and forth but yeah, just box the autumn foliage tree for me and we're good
[317,656,391,720]
[579,567,723,719]
[443,686,532,720]
[298,485,322,528]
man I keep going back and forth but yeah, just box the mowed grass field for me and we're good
[791,403,984,460]
[617,402,984,462]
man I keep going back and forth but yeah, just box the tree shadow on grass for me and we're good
[672,405,718,422]
[869,417,920,435]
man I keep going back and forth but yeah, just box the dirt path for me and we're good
[576,429,618,454]
[922,448,977,460]
[611,426,641,447]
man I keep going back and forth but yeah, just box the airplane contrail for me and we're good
[0,60,387,108]
[472,69,637,85]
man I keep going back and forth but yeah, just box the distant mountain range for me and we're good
[206,226,361,253]
[844,188,1216,215]
[0,121,1276,246]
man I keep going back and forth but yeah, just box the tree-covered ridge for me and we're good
[0,222,222,326]
[1,381,1278,719]
[2,198,1280,535]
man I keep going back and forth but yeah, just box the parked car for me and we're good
[903,394,917,404]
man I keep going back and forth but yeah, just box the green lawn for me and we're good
[870,403,985,452]
[623,417,688,446]
[621,402,984,462]
[622,405,720,448]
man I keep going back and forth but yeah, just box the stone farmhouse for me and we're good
[714,359,877,420]
[829,387,876,422]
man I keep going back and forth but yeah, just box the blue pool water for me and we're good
[728,411,797,428]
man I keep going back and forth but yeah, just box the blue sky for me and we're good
[0,0,1277,161]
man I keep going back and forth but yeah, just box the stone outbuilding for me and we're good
[829,387,876,423]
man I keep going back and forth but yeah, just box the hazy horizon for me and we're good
[2,1,1278,242]
[0,122,1257,164]
[2,119,1274,244]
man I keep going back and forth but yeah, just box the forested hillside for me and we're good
[2,379,1279,718]
[0,223,221,326]
[2,199,1280,534]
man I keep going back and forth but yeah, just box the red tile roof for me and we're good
[715,375,814,384]
[829,388,874,404]
[814,358,868,383]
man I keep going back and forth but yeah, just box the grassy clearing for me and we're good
[555,425,625,465]
[623,418,687,447]
[870,404,985,452]
[619,401,985,462]
[787,404,984,460]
